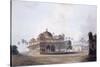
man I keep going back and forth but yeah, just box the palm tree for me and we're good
[21,39,28,45]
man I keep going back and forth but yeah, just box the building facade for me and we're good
[28,29,72,54]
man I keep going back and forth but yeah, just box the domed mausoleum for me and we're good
[28,29,72,54]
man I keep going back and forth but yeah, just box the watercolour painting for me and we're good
[11,0,97,66]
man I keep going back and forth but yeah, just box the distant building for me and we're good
[28,29,72,54]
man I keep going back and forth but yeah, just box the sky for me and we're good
[12,0,97,52]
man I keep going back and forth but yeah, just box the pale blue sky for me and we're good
[12,0,97,52]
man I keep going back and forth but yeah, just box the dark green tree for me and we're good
[10,45,19,55]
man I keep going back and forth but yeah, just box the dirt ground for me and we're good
[11,52,94,66]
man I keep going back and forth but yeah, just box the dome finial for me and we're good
[46,28,48,32]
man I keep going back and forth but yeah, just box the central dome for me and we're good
[38,29,53,40]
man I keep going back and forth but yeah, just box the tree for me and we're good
[21,39,28,45]
[88,32,93,41]
[67,40,72,49]
[88,32,96,56]
[10,45,19,55]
